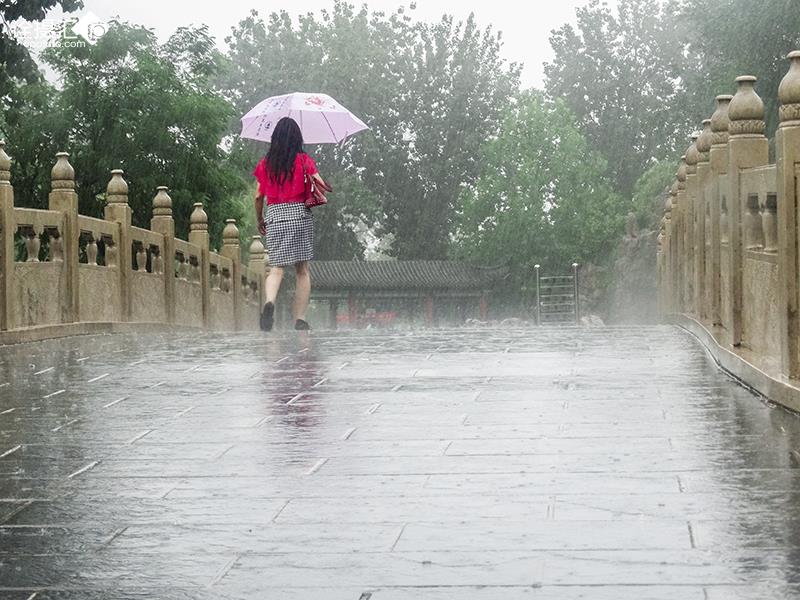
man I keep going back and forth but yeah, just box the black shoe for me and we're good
[260,302,275,331]
[294,319,311,331]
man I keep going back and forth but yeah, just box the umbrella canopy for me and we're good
[240,92,369,144]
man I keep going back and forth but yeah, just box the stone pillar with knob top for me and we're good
[104,169,132,321]
[49,153,79,324]
[685,136,700,315]
[710,95,732,327]
[189,202,210,327]
[0,142,13,330]
[221,219,242,330]
[675,157,688,312]
[695,119,713,320]
[777,51,800,377]
[150,186,176,324]
[248,235,267,316]
[726,75,768,348]
[662,191,674,316]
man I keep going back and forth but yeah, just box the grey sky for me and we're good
[64,0,616,88]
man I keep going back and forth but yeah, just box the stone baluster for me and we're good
[710,94,732,326]
[86,233,98,265]
[720,198,729,244]
[24,227,41,262]
[763,193,778,253]
[727,75,768,348]
[221,218,242,328]
[189,203,210,326]
[150,186,175,323]
[135,242,147,272]
[744,194,764,250]
[105,169,132,321]
[696,119,713,320]
[249,235,267,312]
[50,153,79,323]
[777,51,800,376]
[178,254,188,281]
[50,231,64,263]
[105,240,117,268]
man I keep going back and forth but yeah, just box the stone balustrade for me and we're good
[659,51,800,406]
[0,142,267,340]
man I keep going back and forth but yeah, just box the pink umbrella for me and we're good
[240,92,369,144]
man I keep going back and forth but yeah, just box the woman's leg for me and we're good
[294,261,311,320]
[265,266,284,305]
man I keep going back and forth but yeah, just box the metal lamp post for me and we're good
[572,262,580,325]
[534,264,541,326]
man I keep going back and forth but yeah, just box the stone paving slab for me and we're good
[2,326,800,597]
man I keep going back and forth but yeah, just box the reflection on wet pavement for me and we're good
[1,325,800,598]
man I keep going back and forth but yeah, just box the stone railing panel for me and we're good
[0,149,262,337]
[11,208,66,328]
[173,238,204,327]
[77,215,122,323]
[208,252,235,330]
[129,226,167,323]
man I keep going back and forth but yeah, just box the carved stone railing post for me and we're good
[777,51,800,377]
[663,191,674,315]
[0,142,13,331]
[726,75,768,348]
[696,119,713,320]
[675,157,687,312]
[249,235,267,311]
[189,202,210,327]
[104,169,132,321]
[710,95,732,326]
[150,186,176,324]
[685,136,700,315]
[221,219,242,329]
[49,153,79,324]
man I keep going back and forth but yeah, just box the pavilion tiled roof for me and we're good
[309,260,508,292]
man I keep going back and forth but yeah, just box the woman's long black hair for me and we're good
[266,117,304,185]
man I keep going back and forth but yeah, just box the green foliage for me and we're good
[455,92,625,291]
[544,0,688,199]
[677,0,800,138]
[0,1,83,90]
[221,1,519,259]
[17,22,247,246]
[631,160,675,230]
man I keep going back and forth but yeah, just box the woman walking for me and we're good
[253,117,324,331]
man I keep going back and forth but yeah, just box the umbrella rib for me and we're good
[321,112,338,143]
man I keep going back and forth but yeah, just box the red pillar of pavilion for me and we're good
[479,293,489,321]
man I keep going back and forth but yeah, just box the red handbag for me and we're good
[303,157,332,209]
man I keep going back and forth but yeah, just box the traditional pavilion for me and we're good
[305,260,508,328]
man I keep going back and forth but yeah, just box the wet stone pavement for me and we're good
[2,326,800,598]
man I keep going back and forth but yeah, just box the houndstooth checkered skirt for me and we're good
[265,202,314,267]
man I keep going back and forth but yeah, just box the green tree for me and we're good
[631,159,675,230]
[222,1,519,259]
[544,0,688,198]
[678,0,800,138]
[0,0,83,97]
[455,92,624,291]
[14,22,247,246]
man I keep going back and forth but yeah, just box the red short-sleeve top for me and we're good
[253,153,318,205]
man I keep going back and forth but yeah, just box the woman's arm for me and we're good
[312,172,332,192]
[254,191,266,235]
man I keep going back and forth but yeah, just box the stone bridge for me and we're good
[4,49,800,600]
[2,325,800,598]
